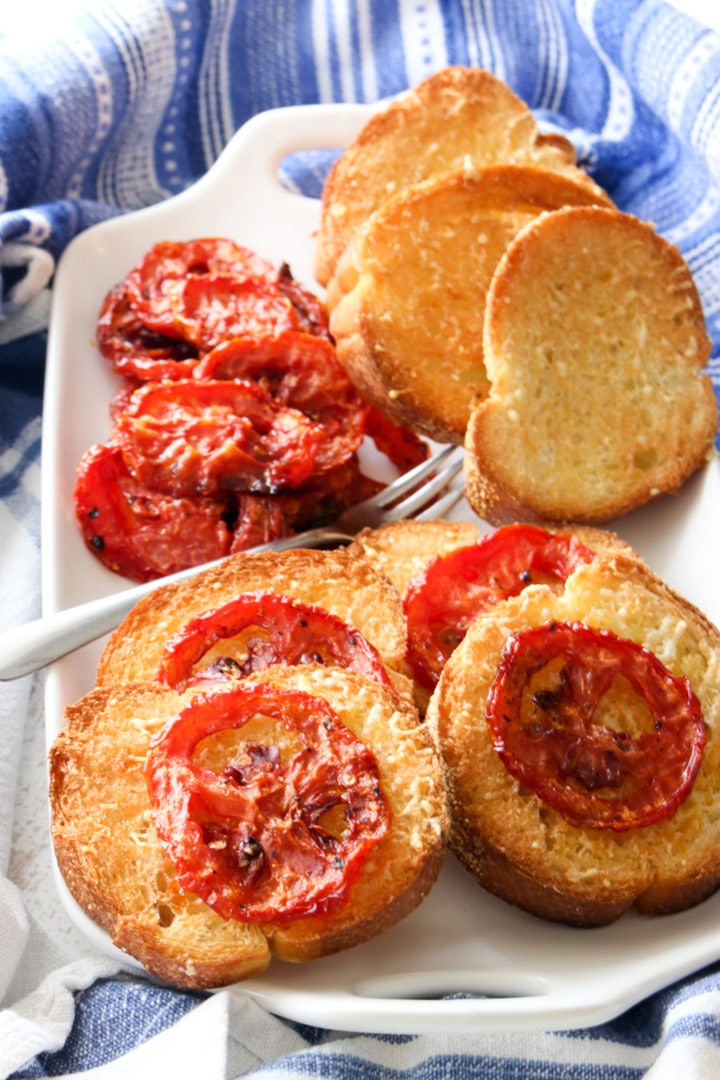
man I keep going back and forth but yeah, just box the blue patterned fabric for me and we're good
[2,2,720,1078]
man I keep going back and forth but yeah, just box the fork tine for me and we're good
[414,485,466,522]
[379,454,465,522]
[365,444,462,509]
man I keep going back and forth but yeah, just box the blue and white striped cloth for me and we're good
[2,2,720,1077]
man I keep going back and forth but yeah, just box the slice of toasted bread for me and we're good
[315,65,604,286]
[465,205,717,524]
[349,518,485,598]
[328,165,612,443]
[426,555,720,926]
[49,666,448,987]
[96,546,409,689]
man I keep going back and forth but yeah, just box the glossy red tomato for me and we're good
[194,331,367,473]
[96,283,199,381]
[156,590,392,689]
[83,237,431,584]
[146,684,390,921]
[485,620,706,831]
[125,238,277,337]
[405,524,596,690]
[114,380,323,496]
[73,443,231,582]
[229,494,291,551]
[174,275,299,351]
[271,458,381,535]
[363,405,430,472]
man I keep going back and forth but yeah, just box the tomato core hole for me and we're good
[314,802,350,843]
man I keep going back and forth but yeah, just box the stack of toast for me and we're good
[320,66,717,522]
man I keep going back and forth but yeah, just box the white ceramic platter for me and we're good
[42,103,720,1035]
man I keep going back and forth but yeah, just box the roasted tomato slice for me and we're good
[73,443,231,582]
[146,684,390,921]
[124,237,277,337]
[96,283,199,381]
[194,331,367,473]
[114,379,322,497]
[405,524,596,691]
[174,275,299,351]
[156,590,392,690]
[486,620,706,831]
[229,494,291,552]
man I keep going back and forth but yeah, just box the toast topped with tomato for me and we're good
[350,518,640,710]
[426,555,720,926]
[96,546,412,696]
[49,664,448,988]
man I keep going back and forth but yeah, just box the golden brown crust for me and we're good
[328,165,611,444]
[425,555,720,926]
[465,205,718,524]
[49,667,448,987]
[349,518,485,598]
[96,546,409,688]
[315,65,604,286]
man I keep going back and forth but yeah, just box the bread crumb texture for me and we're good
[49,666,448,986]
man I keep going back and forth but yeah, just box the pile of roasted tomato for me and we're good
[74,237,428,582]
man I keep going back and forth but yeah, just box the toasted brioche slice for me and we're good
[426,555,720,927]
[315,65,604,286]
[466,205,717,524]
[49,666,448,987]
[350,518,484,598]
[96,546,409,689]
[328,165,611,443]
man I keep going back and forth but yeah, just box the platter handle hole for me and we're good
[278,150,342,199]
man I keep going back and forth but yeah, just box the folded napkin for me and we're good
[2,1,720,1078]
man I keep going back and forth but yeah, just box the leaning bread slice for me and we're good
[426,555,720,927]
[49,667,447,987]
[328,165,612,443]
[96,546,409,690]
[315,65,604,285]
[466,205,717,523]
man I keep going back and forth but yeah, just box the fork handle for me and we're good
[0,528,351,681]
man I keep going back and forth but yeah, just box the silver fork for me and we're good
[0,446,465,680]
